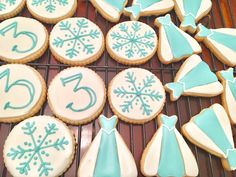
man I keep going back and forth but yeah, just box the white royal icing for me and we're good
[0,0,24,17]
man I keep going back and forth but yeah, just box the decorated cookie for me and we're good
[78,115,137,177]
[48,67,106,125]
[108,68,165,124]
[141,114,199,177]
[50,18,104,66]
[0,17,48,63]
[0,0,25,20]
[182,104,236,171]
[155,14,202,64]
[217,68,236,124]
[26,0,77,24]
[124,0,174,21]
[106,21,157,65]
[174,0,212,33]
[0,64,46,123]
[4,115,75,177]
[165,54,223,101]
[195,24,236,66]
[89,0,127,23]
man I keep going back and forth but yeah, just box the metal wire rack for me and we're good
[0,0,236,176]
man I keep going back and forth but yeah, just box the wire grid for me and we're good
[0,0,236,177]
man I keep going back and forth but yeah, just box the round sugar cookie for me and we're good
[50,18,104,66]
[3,115,75,177]
[48,67,106,125]
[108,68,166,124]
[0,0,25,20]
[0,17,48,63]
[0,64,46,123]
[26,0,77,24]
[106,21,158,65]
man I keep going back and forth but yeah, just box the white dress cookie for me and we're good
[0,0,25,20]
[182,104,236,171]
[0,17,48,63]
[50,18,104,66]
[4,116,75,177]
[155,14,202,64]
[26,0,77,24]
[165,54,223,101]
[108,68,165,124]
[174,0,212,33]
[106,21,157,65]
[78,115,137,177]
[124,0,174,21]
[0,64,46,123]
[48,67,106,125]
[141,114,199,177]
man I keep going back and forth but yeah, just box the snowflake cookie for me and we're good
[106,21,158,65]
[48,67,106,125]
[108,68,165,124]
[26,0,77,24]
[3,116,75,177]
[0,0,25,20]
[50,18,104,66]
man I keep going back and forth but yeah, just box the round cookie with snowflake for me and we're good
[26,0,77,24]
[3,116,75,177]
[49,18,104,66]
[108,68,166,124]
[106,21,158,65]
[0,0,25,20]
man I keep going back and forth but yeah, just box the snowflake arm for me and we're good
[0,3,5,11]
[57,0,68,6]
[6,0,16,5]
[139,98,152,116]
[113,86,136,97]
[40,137,69,150]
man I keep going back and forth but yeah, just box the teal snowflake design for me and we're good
[31,0,68,13]
[0,0,16,11]
[7,121,69,176]
[111,22,155,58]
[52,19,100,58]
[113,72,163,116]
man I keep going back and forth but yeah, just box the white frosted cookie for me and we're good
[0,17,48,63]
[106,21,157,65]
[48,67,106,125]
[141,114,199,177]
[0,64,46,123]
[50,18,104,66]
[174,0,212,33]
[108,68,165,124]
[78,115,138,177]
[0,0,25,20]
[124,0,174,21]
[4,115,75,177]
[26,0,77,24]
[165,54,223,101]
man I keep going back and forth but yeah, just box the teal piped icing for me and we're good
[31,0,69,13]
[104,0,126,12]
[166,60,218,99]
[156,14,194,59]
[227,149,236,169]
[93,115,121,177]
[157,115,185,177]
[0,0,16,11]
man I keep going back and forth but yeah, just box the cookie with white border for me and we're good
[50,18,104,66]
[26,0,77,24]
[48,67,106,125]
[0,0,25,20]
[0,64,46,123]
[0,17,48,63]
[106,21,157,65]
[4,115,75,177]
[108,68,165,124]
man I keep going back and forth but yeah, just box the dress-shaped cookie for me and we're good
[0,0,25,20]
[155,14,202,64]
[78,115,138,177]
[141,114,199,177]
[165,54,223,101]
[174,0,212,33]
[195,24,236,66]
[217,68,236,124]
[182,104,236,171]
[124,0,174,21]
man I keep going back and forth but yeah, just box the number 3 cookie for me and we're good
[0,0,25,20]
